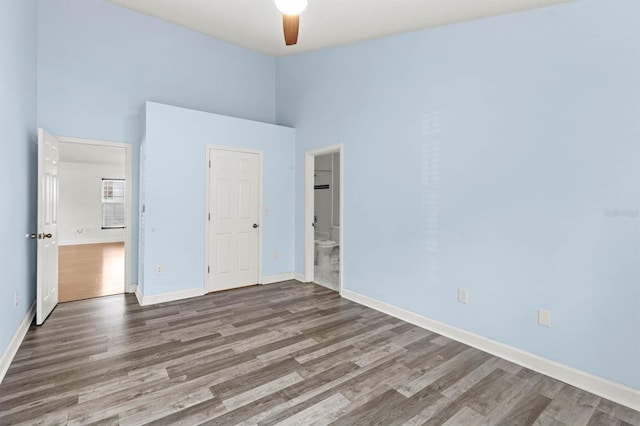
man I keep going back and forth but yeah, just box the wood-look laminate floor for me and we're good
[59,242,125,302]
[1,281,638,426]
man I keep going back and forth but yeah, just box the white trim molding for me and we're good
[126,282,137,294]
[135,288,206,306]
[262,273,295,285]
[341,289,640,412]
[134,285,144,306]
[294,272,307,282]
[0,302,35,384]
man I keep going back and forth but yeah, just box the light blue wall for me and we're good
[37,0,277,283]
[276,0,640,390]
[141,102,295,296]
[0,0,38,359]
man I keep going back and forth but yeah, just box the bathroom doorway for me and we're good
[304,145,343,292]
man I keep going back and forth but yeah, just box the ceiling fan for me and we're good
[274,0,308,46]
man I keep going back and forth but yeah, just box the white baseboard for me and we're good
[0,302,35,385]
[135,287,206,306]
[341,289,640,412]
[293,272,307,282]
[126,282,137,294]
[262,273,295,285]
[134,285,144,306]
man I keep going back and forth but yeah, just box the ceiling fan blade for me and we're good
[282,14,299,46]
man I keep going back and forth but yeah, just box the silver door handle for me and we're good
[27,233,52,239]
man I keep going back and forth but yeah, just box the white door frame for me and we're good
[304,144,344,293]
[57,136,134,293]
[205,145,264,292]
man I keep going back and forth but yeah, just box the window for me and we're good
[102,179,125,229]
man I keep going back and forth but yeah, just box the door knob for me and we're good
[27,233,52,239]
[252,223,259,229]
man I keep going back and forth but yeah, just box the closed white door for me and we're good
[36,129,60,325]
[208,148,261,291]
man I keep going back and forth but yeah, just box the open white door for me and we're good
[36,129,60,325]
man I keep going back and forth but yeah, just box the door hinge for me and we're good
[208,213,211,221]
[209,160,211,168]
[207,266,210,273]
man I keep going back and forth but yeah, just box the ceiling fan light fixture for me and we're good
[274,0,308,16]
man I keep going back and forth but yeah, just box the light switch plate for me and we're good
[538,309,551,327]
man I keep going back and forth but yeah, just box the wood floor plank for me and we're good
[442,406,486,425]
[587,410,631,426]
[598,399,640,425]
[353,384,443,426]
[542,384,601,426]
[222,372,303,411]
[467,370,528,416]
[330,388,407,425]
[0,281,637,426]
[490,393,552,426]
[273,392,350,426]
[141,397,227,426]
[401,395,454,426]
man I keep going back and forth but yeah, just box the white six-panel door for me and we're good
[207,148,261,291]
[36,129,60,325]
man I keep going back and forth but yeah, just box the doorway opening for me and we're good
[57,138,132,303]
[305,145,343,292]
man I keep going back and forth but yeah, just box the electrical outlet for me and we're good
[457,288,468,304]
[538,309,551,327]
[155,265,164,276]
[14,292,18,307]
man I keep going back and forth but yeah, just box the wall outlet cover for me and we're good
[458,288,468,304]
[538,309,551,327]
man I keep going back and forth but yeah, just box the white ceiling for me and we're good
[59,142,126,166]
[107,0,573,57]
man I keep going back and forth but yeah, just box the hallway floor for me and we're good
[58,242,125,302]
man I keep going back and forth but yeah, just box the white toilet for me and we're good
[315,226,340,267]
